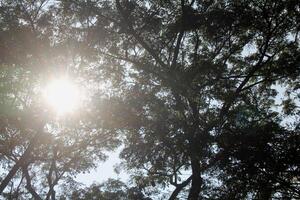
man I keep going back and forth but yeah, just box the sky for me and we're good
[75,148,129,185]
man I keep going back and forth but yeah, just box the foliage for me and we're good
[0,0,299,199]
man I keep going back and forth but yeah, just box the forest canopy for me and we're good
[0,0,299,199]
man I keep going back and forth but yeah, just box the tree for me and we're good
[0,1,122,198]
[0,0,299,199]
[63,0,300,199]
[217,121,300,199]
[59,179,152,200]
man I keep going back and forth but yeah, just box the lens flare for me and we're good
[44,78,80,115]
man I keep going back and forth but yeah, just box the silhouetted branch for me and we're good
[22,166,42,200]
[169,175,192,200]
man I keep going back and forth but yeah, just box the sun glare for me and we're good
[44,78,80,115]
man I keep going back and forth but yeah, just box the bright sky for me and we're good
[44,78,81,115]
[75,149,129,185]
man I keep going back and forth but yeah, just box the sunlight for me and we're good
[44,78,80,115]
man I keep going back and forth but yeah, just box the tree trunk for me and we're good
[188,156,202,200]
[0,142,34,194]
[0,122,44,194]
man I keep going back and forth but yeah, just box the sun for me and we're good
[44,78,80,115]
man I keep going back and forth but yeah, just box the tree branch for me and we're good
[115,0,168,69]
[169,175,192,200]
[22,166,42,200]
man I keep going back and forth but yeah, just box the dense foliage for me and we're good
[0,0,299,199]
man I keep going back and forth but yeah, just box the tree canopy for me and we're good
[0,0,299,199]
